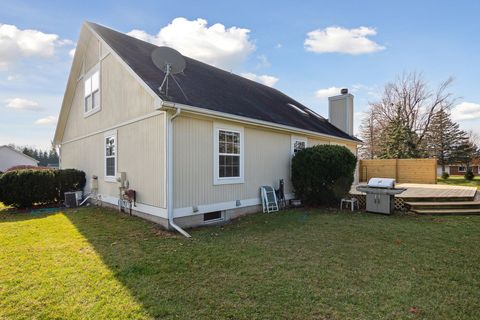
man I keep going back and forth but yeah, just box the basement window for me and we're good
[204,211,223,222]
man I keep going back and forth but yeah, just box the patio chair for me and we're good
[260,186,279,213]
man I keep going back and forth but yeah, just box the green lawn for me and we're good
[1,206,480,319]
[438,175,480,189]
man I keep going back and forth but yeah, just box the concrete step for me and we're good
[406,201,480,210]
[412,208,480,215]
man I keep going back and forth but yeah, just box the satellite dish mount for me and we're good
[151,47,188,100]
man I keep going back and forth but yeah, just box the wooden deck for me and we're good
[351,183,477,199]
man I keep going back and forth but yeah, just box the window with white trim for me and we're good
[458,166,466,172]
[84,67,100,115]
[104,131,117,181]
[214,125,244,185]
[291,137,307,156]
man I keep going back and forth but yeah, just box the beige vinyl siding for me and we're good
[63,49,155,142]
[60,27,165,208]
[174,115,293,209]
[308,138,329,146]
[84,35,100,71]
[61,114,166,207]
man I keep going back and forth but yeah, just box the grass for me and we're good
[1,206,480,319]
[438,175,480,189]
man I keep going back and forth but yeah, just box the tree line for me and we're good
[359,72,479,174]
[7,144,59,167]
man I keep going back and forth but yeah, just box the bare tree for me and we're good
[358,109,381,159]
[369,72,455,148]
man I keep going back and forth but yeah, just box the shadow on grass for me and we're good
[61,206,338,319]
[58,206,480,319]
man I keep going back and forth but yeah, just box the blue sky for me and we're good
[1,0,480,149]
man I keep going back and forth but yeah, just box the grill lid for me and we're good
[367,178,396,189]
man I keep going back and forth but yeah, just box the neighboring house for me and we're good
[54,22,360,234]
[437,159,480,176]
[0,145,39,173]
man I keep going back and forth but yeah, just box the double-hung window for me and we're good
[214,124,244,185]
[291,137,307,156]
[105,131,117,181]
[84,66,100,115]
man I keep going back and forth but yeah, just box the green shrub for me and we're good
[465,170,475,181]
[291,145,357,205]
[441,172,450,180]
[56,169,86,199]
[0,168,86,208]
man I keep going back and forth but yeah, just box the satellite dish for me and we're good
[151,47,187,99]
[151,47,186,75]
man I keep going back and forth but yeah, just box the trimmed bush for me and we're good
[56,169,86,198]
[465,170,475,181]
[441,172,450,180]
[0,168,86,208]
[5,165,51,172]
[292,145,357,205]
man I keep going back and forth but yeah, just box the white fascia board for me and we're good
[158,101,360,145]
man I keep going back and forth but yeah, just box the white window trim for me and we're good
[213,123,244,185]
[458,166,466,173]
[83,63,101,118]
[104,130,117,182]
[291,136,307,156]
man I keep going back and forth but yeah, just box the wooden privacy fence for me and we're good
[359,159,437,184]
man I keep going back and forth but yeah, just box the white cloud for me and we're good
[304,26,385,55]
[0,24,73,69]
[4,98,41,111]
[127,17,255,70]
[34,115,57,125]
[315,86,343,99]
[240,72,279,87]
[6,74,20,81]
[451,102,480,121]
[69,48,76,58]
[256,54,270,68]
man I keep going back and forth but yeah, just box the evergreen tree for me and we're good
[450,135,478,170]
[424,108,464,173]
[379,107,419,159]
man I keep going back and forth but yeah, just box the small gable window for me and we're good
[84,66,100,116]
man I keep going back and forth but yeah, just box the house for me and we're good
[0,145,39,173]
[437,159,480,176]
[53,22,360,235]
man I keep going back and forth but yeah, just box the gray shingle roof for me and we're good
[88,22,359,142]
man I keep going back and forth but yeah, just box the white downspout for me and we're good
[166,104,191,238]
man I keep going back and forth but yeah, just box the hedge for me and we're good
[291,145,357,205]
[0,168,86,208]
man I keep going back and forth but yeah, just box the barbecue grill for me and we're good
[356,178,406,214]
